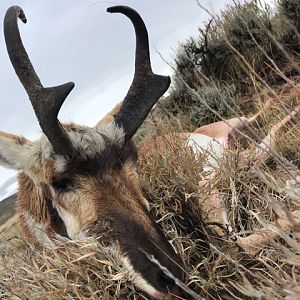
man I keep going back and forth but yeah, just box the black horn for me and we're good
[107,6,171,141]
[4,6,75,157]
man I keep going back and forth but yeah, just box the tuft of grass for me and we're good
[137,91,300,299]
[0,237,144,300]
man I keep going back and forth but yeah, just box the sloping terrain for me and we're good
[0,194,16,227]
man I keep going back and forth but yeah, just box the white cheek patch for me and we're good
[121,256,160,298]
[55,205,84,240]
[24,212,55,249]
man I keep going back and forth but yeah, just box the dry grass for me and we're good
[0,214,18,240]
[0,238,144,299]
[138,83,300,299]
[0,2,300,297]
[0,83,299,299]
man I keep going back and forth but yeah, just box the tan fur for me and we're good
[17,172,54,246]
[138,133,189,156]
[7,106,150,247]
[58,164,159,240]
[0,131,28,144]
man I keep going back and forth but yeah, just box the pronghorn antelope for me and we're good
[1,5,188,299]
[1,4,299,300]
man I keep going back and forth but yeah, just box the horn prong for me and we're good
[4,6,74,157]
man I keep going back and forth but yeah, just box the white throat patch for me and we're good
[121,255,160,298]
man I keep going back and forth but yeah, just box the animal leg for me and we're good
[193,98,273,144]
[198,177,231,236]
[256,103,300,160]
[235,210,300,256]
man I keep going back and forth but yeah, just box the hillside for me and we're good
[0,194,16,226]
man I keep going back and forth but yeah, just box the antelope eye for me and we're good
[52,177,73,192]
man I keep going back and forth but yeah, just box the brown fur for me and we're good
[0,131,28,144]
[17,172,68,246]
[75,163,157,240]
[10,116,149,247]
[10,106,128,246]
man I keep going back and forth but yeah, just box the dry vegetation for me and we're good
[1,0,300,299]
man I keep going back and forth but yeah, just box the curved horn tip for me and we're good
[107,5,136,15]
[7,6,27,23]
[17,8,27,23]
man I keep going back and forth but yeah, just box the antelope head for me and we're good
[1,6,187,299]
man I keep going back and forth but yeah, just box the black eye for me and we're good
[52,178,73,192]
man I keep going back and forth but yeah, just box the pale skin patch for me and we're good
[187,132,225,172]
[235,210,300,256]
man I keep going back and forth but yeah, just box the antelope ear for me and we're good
[0,131,34,170]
